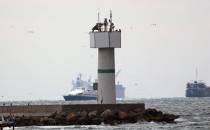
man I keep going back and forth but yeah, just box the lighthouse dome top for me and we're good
[91,11,121,32]
[89,12,121,48]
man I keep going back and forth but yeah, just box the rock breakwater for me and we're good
[4,108,178,126]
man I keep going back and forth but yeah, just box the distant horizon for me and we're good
[0,96,189,102]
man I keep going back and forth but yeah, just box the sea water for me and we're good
[1,98,210,130]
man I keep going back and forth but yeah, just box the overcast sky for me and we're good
[0,0,210,101]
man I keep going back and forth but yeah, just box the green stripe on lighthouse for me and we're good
[98,69,115,73]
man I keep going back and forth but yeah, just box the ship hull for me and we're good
[63,95,97,101]
[186,89,210,97]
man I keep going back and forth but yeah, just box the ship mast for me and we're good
[195,67,198,81]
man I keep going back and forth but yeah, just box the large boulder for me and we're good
[128,110,140,122]
[29,116,41,125]
[90,118,102,125]
[55,112,67,124]
[49,112,57,118]
[100,109,114,120]
[40,117,56,125]
[76,111,88,125]
[118,111,128,120]
[23,116,34,126]
[47,118,56,125]
[143,108,179,123]
[88,111,98,119]
[66,112,78,122]
[143,108,163,122]
[15,116,31,126]
[14,117,22,126]
[40,117,49,125]
[79,111,88,119]
[144,109,163,116]
[161,113,179,123]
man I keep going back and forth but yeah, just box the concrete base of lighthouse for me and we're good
[97,48,116,104]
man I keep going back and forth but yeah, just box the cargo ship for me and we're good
[186,69,210,97]
[186,80,210,97]
[63,74,125,101]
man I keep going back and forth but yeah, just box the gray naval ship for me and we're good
[186,80,210,97]
[63,73,125,101]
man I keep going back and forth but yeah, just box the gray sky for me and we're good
[0,0,210,101]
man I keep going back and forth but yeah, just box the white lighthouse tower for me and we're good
[89,12,121,104]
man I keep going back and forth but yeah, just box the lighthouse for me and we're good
[89,12,121,104]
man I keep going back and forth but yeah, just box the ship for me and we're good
[185,69,210,97]
[186,80,210,97]
[63,73,125,101]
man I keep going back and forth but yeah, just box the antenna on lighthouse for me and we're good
[110,10,112,23]
[97,12,100,23]
[109,10,114,32]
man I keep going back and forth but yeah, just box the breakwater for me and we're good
[0,103,178,126]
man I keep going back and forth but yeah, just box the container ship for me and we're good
[63,74,125,101]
